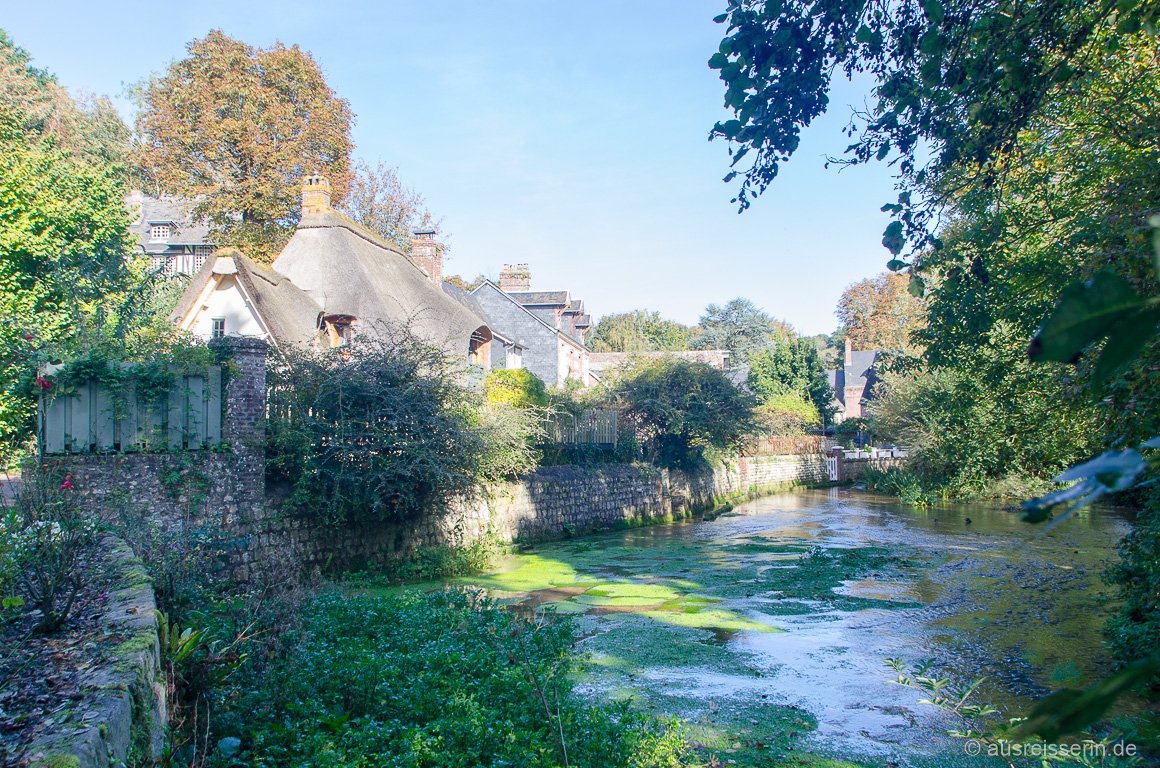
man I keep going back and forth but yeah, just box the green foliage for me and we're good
[611,357,759,469]
[867,352,1098,496]
[588,310,694,354]
[378,530,504,584]
[2,462,95,633]
[693,297,793,363]
[483,367,550,409]
[208,590,692,768]
[0,103,139,464]
[1103,498,1160,680]
[469,399,545,481]
[860,465,943,506]
[0,30,131,167]
[266,332,486,524]
[746,336,835,421]
[755,391,821,436]
[1028,270,1160,383]
[708,0,1151,255]
[473,370,549,479]
[108,491,226,615]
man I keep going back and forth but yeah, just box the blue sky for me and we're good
[3,1,899,335]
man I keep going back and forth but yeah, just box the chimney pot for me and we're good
[499,263,531,292]
[844,337,853,366]
[410,229,443,287]
[301,174,332,213]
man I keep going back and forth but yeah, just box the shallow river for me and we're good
[449,488,1146,766]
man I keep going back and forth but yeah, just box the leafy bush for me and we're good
[755,391,820,436]
[860,465,943,506]
[375,528,505,584]
[469,399,544,480]
[483,368,549,409]
[611,357,758,469]
[2,463,95,632]
[866,356,1097,496]
[266,330,487,524]
[108,497,227,617]
[1104,496,1160,686]
[208,590,691,768]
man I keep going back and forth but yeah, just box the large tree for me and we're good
[0,30,130,168]
[746,338,835,420]
[693,297,793,362]
[339,159,442,254]
[588,310,694,353]
[0,106,136,463]
[708,0,1155,257]
[135,30,355,260]
[835,271,925,352]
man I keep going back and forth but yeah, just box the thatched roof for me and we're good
[272,210,488,355]
[170,250,324,347]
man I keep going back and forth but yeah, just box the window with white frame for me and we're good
[150,225,171,240]
[211,318,226,339]
[506,346,523,369]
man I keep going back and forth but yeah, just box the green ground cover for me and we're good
[347,521,927,767]
[204,590,692,768]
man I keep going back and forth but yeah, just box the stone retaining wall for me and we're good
[59,339,832,577]
[28,537,166,768]
[841,456,908,482]
[257,453,829,574]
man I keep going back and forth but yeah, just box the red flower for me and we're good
[60,480,73,490]
[23,334,33,341]
[35,377,52,391]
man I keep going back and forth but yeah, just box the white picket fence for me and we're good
[40,365,223,454]
[824,455,840,482]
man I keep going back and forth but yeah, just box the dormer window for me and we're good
[324,315,357,348]
[150,224,171,240]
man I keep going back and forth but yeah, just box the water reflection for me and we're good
[452,489,1143,764]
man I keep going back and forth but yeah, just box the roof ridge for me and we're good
[296,209,434,280]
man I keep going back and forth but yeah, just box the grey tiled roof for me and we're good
[442,281,489,320]
[845,350,881,390]
[507,290,570,306]
[125,191,212,248]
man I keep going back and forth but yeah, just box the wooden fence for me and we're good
[544,409,618,449]
[741,435,826,456]
[40,365,223,454]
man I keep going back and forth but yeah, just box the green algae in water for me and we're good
[573,594,671,607]
[453,554,599,592]
[643,607,784,633]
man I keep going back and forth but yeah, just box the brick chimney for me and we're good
[411,229,443,286]
[301,174,331,213]
[844,337,853,366]
[499,263,531,292]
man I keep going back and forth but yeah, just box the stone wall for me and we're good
[65,338,268,577]
[28,538,166,768]
[274,454,829,571]
[60,338,831,578]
